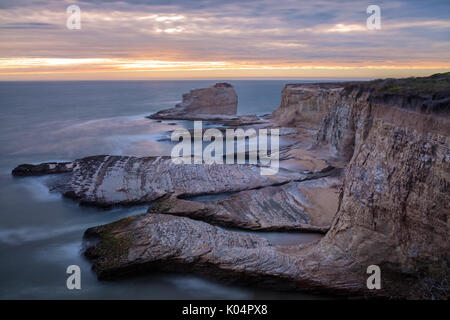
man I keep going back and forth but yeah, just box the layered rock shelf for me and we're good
[15,155,310,207]
[83,213,371,297]
[148,174,341,232]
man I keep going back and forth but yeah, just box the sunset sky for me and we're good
[0,0,449,80]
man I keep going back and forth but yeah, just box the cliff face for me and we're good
[272,83,343,128]
[318,74,450,297]
[315,93,356,160]
[271,73,449,297]
[317,74,450,160]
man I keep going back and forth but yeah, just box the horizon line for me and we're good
[0,77,376,82]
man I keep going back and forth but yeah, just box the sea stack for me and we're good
[149,83,238,120]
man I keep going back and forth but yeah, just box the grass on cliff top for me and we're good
[375,72,450,95]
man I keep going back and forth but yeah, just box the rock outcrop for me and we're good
[12,162,73,176]
[149,83,238,120]
[83,213,369,296]
[13,155,306,207]
[271,83,343,128]
[148,173,341,233]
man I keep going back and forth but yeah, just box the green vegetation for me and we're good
[378,72,450,95]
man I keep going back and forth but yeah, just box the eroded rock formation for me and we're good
[316,74,450,298]
[272,73,450,297]
[13,155,305,207]
[148,173,341,232]
[271,83,343,128]
[12,162,73,176]
[149,83,238,120]
[82,213,370,296]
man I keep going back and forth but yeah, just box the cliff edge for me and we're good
[273,73,450,298]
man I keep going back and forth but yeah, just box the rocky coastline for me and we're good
[13,74,450,299]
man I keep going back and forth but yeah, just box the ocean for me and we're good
[0,80,330,299]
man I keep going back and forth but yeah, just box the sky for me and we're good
[0,0,449,80]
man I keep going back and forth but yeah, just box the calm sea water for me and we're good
[0,80,330,299]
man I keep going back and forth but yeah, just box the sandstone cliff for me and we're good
[271,83,343,128]
[272,73,449,297]
[317,74,450,160]
[316,73,450,298]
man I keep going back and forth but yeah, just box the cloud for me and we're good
[0,0,448,78]
[0,22,57,29]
